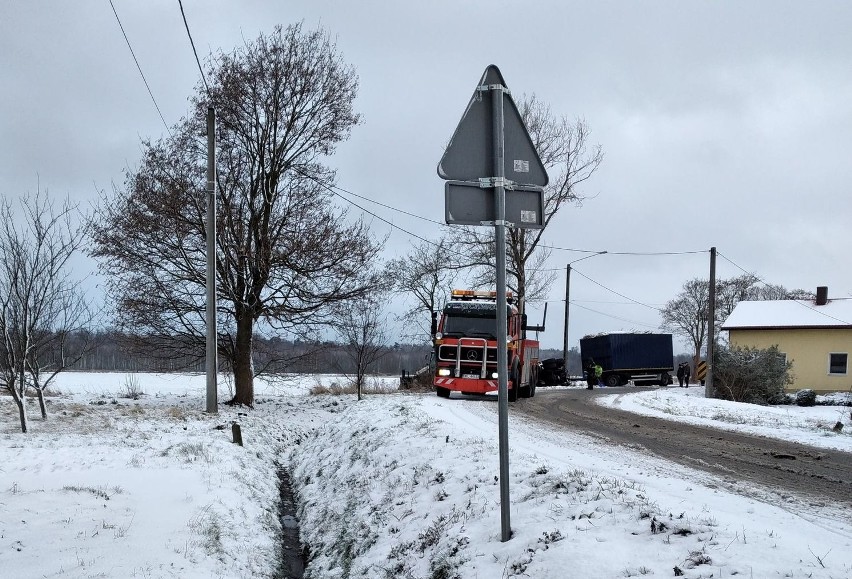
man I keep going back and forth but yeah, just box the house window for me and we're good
[828,353,848,375]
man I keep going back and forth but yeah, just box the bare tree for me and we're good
[715,274,761,323]
[0,193,93,433]
[661,275,815,368]
[450,95,603,315]
[387,236,465,342]
[333,295,389,400]
[90,24,384,407]
[660,278,711,370]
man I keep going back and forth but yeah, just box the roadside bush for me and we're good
[713,344,792,405]
[794,389,816,407]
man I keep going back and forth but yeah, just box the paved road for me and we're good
[514,387,852,515]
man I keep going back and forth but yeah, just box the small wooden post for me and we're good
[232,423,243,446]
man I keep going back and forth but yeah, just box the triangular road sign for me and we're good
[437,65,548,187]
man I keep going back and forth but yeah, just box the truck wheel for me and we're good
[436,386,451,398]
[605,374,620,388]
[512,360,528,399]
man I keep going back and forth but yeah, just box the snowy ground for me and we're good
[1,373,850,578]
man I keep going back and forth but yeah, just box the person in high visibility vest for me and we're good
[594,362,603,387]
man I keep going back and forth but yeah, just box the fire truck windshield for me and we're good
[441,314,498,339]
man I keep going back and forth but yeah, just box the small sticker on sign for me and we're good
[513,159,530,173]
[520,210,537,223]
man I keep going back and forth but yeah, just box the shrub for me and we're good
[713,344,792,405]
[119,374,145,399]
[794,389,816,407]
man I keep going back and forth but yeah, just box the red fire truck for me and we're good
[432,289,541,401]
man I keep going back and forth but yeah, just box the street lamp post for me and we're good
[563,251,607,371]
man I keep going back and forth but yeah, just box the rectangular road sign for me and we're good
[445,180,544,228]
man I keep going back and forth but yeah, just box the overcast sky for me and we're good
[3,1,851,352]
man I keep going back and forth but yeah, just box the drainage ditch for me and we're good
[276,465,307,578]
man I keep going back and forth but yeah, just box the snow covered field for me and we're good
[1,373,850,578]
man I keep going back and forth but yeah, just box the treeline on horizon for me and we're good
[58,330,432,376]
[52,332,694,379]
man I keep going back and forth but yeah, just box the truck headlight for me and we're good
[437,369,451,377]
[491,372,499,379]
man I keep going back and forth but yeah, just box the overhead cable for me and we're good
[717,251,851,325]
[571,268,662,312]
[108,0,170,134]
[178,0,211,96]
[569,301,660,329]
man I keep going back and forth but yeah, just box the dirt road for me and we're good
[515,388,852,517]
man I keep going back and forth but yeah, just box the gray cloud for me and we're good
[3,0,850,351]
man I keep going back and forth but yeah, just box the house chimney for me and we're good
[816,286,828,306]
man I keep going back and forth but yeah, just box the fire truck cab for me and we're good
[432,289,540,401]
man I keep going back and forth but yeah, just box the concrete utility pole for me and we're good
[705,246,716,399]
[205,107,218,414]
[563,251,607,370]
[563,264,572,370]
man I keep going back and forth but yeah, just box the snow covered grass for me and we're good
[2,373,851,578]
[598,384,852,451]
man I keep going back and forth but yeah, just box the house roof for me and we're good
[722,298,852,330]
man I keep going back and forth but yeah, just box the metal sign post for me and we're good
[438,65,548,542]
[490,82,512,542]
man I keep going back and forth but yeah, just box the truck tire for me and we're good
[511,360,525,399]
[436,386,451,398]
[605,374,620,388]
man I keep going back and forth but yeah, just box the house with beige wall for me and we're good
[721,287,852,393]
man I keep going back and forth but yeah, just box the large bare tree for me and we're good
[0,193,93,433]
[91,24,384,406]
[450,95,603,315]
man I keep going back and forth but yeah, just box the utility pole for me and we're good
[562,264,572,370]
[562,251,607,372]
[205,107,218,414]
[705,246,716,399]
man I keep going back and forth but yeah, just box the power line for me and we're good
[292,167,438,247]
[571,268,662,311]
[329,182,445,227]
[178,0,211,96]
[569,301,660,329]
[108,0,170,134]
[289,167,710,259]
[326,180,698,262]
[717,251,851,324]
[716,251,754,277]
[541,244,707,256]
